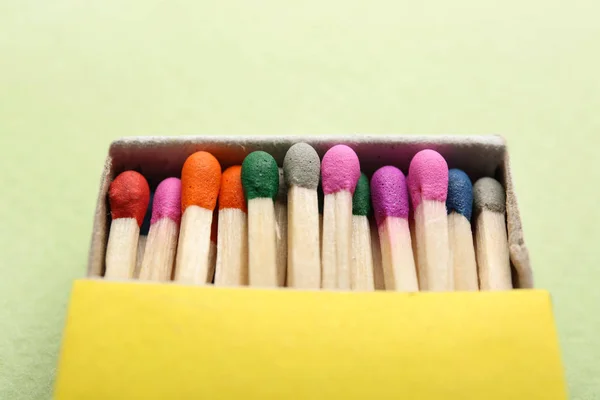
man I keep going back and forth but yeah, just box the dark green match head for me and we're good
[352,173,371,216]
[241,151,280,201]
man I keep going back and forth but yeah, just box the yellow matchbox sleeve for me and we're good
[54,280,567,399]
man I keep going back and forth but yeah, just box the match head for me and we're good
[321,145,360,195]
[352,173,371,217]
[446,169,473,221]
[219,166,247,213]
[151,177,182,225]
[277,168,287,203]
[283,143,320,190]
[108,171,150,227]
[140,192,154,235]
[473,177,506,214]
[370,166,410,226]
[181,151,222,212]
[241,151,279,201]
[407,149,448,208]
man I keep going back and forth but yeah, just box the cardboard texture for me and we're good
[53,135,563,399]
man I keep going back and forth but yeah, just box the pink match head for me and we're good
[151,177,182,225]
[371,166,410,226]
[407,149,448,208]
[321,145,361,195]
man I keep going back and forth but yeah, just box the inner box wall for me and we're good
[87,135,531,288]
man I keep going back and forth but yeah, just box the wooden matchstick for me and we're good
[350,173,375,291]
[407,150,452,291]
[105,171,150,279]
[139,178,181,281]
[371,166,419,292]
[369,219,385,290]
[134,192,153,278]
[473,177,512,290]
[174,151,221,284]
[321,145,360,290]
[214,166,248,286]
[447,169,478,291]
[208,209,218,283]
[241,151,280,287]
[284,143,321,289]
[275,168,288,287]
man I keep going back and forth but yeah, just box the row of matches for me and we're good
[105,143,512,291]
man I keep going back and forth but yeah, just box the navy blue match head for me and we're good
[446,169,473,221]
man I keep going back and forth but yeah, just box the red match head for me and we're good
[108,171,151,227]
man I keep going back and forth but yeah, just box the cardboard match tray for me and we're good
[54,135,567,399]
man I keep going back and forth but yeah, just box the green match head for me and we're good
[352,173,371,216]
[241,151,280,201]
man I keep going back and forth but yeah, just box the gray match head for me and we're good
[283,143,321,190]
[473,177,506,214]
[277,168,287,202]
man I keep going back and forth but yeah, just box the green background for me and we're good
[1,0,598,398]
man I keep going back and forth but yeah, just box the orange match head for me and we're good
[181,151,222,211]
[219,166,247,213]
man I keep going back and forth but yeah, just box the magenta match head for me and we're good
[407,149,449,208]
[321,145,360,195]
[371,166,410,226]
[151,177,182,225]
